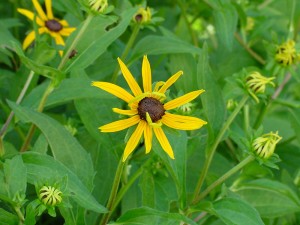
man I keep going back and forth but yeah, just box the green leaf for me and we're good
[212,197,264,225]
[234,179,300,218]
[139,171,155,208]
[130,35,201,62]
[12,43,63,79]
[3,155,27,202]
[197,43,226,139]
[213,3,238,50]
[22,152,107,213]
[22,77,113,109]
[65,8,137,72]
[110,207,197,225]
[152,130,187,209]
[0,208,18,225]
[8,101,94,189]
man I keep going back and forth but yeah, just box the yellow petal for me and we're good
[51,33,65,46]
[164,90,205,110]
[17,8,44,26]
[59,19,69,27]
[162,113,207,130]
[144,122,152,153]
[112,108,138,116]
[22,30,36,49]
[123,121,146,162]
[45,0,53,19]
[32,0,48,21]
[153,127,174,159]
[91,81,134,103]
[60,27,76,36]
[142,55,152,93]
[117,57,142,96]
[100,115,140,132]
[158,71,183,94]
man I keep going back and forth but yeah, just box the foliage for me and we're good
[1,0,300,224]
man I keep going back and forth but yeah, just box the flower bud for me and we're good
[89,0,108,13]
[133,7,151,24]
[246,72,275,103]
[39,186,62,206]
[275,40,300,66]
[252,131,282,159]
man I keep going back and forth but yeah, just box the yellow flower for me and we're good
[275,40,300,66]
[133,7,152,24]
[39,186,62,206]
[246,72,275,103]
[252,131,282,159]
[92,56,207,162]
[17,0,76,50]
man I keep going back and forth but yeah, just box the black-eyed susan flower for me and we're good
[275,40,300,66]
[17,0,76,50]
[39,185,62,206]
[252,131,282,159]
[246,71,275,103]
[92,56,207,162]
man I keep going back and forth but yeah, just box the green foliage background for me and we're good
[1,0,300,224]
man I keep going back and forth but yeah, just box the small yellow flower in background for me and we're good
[133,7,152,24]
[89,0,108,13]
[39,186,62,206]
[92,56,207,162]
[275,40,300,66]
[17,0,76,50]
[246,72,275,103]
[252,131,282,159]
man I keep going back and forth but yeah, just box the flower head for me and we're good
[17,0,76,51]
[89,0,108,13]
[133,7,152,24]
[39,185,62,206]
[246,72,275,103]
[275,40,300,66]
[252,131,282,159]
[92,56,207,162]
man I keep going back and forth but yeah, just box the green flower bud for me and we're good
[39,186,62,206]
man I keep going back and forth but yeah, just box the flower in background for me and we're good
[133,7,152,24]
[275,40,300,66]
[92,56,207,162]
[17,0,76,51]
[252,131,282,159]
[246,72,275,103]
[39,185,62,206]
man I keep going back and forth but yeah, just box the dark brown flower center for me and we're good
[45,19,63,32]
[135,14,143,22]
[138,97,165,122]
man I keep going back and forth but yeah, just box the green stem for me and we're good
[243,103,249,132]
[14,206,25,225]
[0,70,35,137]
[20,81,55,152]
[193,155,255,203]
[99,158,125,225]
[191,95,249,203]
[58,14,94,71]
[111,24,141,83]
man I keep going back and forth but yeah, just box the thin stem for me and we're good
[0,71,35,137]
[234,32,266,65]
[243,103,249,132]
[191,95,248,203]
[58,14,94,71]
[193,155,255,203]
[14,206,25,225]
[99,158,125,225]
[254,72,291,129]
[20,82,55,152]
[111,24,141,83]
